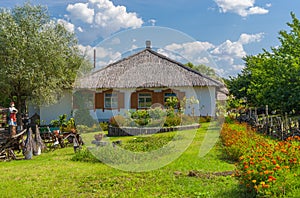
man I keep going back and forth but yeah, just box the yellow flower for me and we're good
[252,180,256,183]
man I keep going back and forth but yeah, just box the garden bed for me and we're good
[108,124,200,136]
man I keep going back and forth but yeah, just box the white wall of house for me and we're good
[92,86,216,122]
[29,86,216,125]
[28,104,40,118]
[175,86,216,117]
[195,86,216,117]
[28,90,73,125]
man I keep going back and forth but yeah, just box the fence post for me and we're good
[266,105,269,135]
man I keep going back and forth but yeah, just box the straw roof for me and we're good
[76,48,224,89]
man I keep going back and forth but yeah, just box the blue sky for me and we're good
[1,0,300,78]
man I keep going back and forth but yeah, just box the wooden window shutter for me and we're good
[118,92,125,109]
[95,92,104,109]
[153,92,164,105]
[130,92,138,109]
[178,92,185,101]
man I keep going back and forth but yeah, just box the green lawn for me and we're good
[0,123,244,197]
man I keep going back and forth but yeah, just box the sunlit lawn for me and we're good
[0,123,244,197]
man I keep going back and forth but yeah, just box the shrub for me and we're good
[224,116,235,124]
[199,116,212,123]
[99,122,108,131]
[71,147,99,163]
[109,115,126,127]
[130,110,150,126]
[76,124,101,133]
[181,114,198,125]
[148,107,167,120]
[164,115,181,127]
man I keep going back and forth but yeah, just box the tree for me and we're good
[185,62,219,79]
[227,13,300,113]
[0,3,89,122]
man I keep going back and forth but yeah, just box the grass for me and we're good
[0,122,244,197]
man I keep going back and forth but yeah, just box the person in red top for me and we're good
[9,102,18,136]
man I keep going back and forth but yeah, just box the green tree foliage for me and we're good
[0,3,89,114]
[185,62,218,79]
[227,13,300,113]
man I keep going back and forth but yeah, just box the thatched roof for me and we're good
[76,48,224,89]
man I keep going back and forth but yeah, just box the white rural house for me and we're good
[29,42,227,124]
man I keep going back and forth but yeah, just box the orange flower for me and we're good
[264,170,269,175]
[262,184,270,188]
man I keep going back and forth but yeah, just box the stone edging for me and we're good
[108,124,200,137]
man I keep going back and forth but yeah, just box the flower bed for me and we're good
[108,124,200,137]
[220,122,300,197]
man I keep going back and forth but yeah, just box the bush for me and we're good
[109,115,126,127]
[99,122,108,131]
[199,116,212,123]
[76,124,101,133]
[71,147,99,163]
[181,114,198,125]
[164,115,181,127]
[148,107,167,120]
[130,110,150,126]
[224,116,235,124]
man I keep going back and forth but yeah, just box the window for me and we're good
[164,93,178,108]
[164,93,177,103]
[138,93,152,108]
[104,93,118,108]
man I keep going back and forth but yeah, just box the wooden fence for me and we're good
[237,105,300,140]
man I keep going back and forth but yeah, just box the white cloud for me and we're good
[238,33,264,44]
[57,19,75,33]
[77,27,83,32]
[65,0,143,43]
[157,48,185,63]
[266,3,272,8]
[148,19,156,26]
[194,57,210,65]
[163,41,215,65]
[212,33,264,59]
[211,39,246,58]
[232,64,245,70]
[210,32,264,77]
[165,41,215,55]
[77,44,122,67]
[247,6,269,16]
[214,0,269,17]
[67,3,94,24]
[130,44,138,51]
